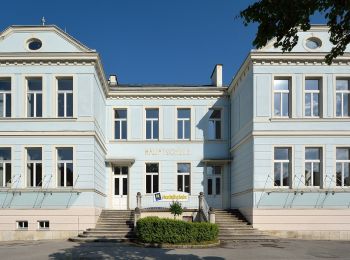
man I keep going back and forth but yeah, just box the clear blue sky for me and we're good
[0,1,325,85]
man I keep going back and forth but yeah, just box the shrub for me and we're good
[169,201,183,219]
[136,216,219,244]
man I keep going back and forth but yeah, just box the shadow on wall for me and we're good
[48,242,225,260]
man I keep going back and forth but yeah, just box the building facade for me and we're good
[0,25,349,241]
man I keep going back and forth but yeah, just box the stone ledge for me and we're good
[134,240,220,249]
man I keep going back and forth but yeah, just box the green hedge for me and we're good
[136,217,219,244]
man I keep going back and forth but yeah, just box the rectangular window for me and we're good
[177,163,190,193]
[208,108,221,140]
[0,147,11,188]
[38,220,50,229]
[17,221,28,230]
[305,79,320,117]
[177,109,191,140]
[274,78,290,117]
[305,147,321,186]
[274,147,291,187]
[336,79,350,117]
[206,165,222,195]
[57,77,73,117]
[145,163,159,193]
[0,78,11,118]
[26,147,42,187]
[57,147,73,187]
[336,148,350,187]
[27,78,42,117]
[114,109,127,140]
[146,109,159,140]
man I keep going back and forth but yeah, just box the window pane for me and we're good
[57,148,73,160]
[305,162,312,186]
[36,94,42,117]
[0,78,11,91]
[27,78,42,91]
[343,94,349,117]
[207,178,212,195]
[0,94,3,117]
[282,162,289,186]
[282,93,289,116]
[115,109,127,119]
[184,120,190,139]
[58,163,64,186]
[146,121,152,139]
[209,109,221,119]
[153,121,159,139]
[215,121,221,139]
[122,167,128,175]
[345,163,350,186]
[115,121,121,139]
[58,78,73,91]
[305,93,311,116]
[58,93,65,117]
[66,163,73,187]
[313,94,319,116]
[36,163,42,187]
[178,163,190,173]
[146,109,158,119]
[184,175,190,193]
[336,93,342,116]
[0,148,11,160]
[215,177,221,195]
[336,79,349,90]
[27,163,34,187]
[313,163,320,186]
[123,178,128,195]
[336,162,342,186]
[178,109,190,119]
[0,164,3,187]
[214,166,222,175]
[27,93,34,117]
[208,120,215,139]
[114,178,119,195]
[27,148,42,160]
[305,148,320,160]
[177,121,183,139]
[5,163,11,186]
[66,93,73,117]
[305,79,319,90]
[177,175,183,192]
[336,148,350,160]
[274,148,289,160]
[121,121,127,139]
[274,93,281,116]
[153,175,159,193]
[146,163,158,173]
[274,163,281,186]
[146,175,152,193]
[274,79,289,90]
[5,94,11,117]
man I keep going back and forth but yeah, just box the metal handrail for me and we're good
[201,196,210,221]
[288,175,304,208]
[6,174,22,208]
[256,174,274,208]
[1,174,20,208]
[66,174,80,208]
[33,178,45,208]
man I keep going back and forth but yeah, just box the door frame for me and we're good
[109,164,130,210]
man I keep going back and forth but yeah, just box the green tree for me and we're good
[169,201,183,219]
[239,0,350,64]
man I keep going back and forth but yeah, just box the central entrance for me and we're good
[112,166,128,210]
[205,165,223,209]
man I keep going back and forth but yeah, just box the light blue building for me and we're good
[0,24,349,241]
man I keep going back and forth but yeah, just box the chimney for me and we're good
[210,64,223,87]
[109,75,118,85]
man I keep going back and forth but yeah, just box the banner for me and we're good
[154,191,189,202]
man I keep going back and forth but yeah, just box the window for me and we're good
[27,78,42,117]
[336,79,350,117]
[208,108,221,140]
[27,38,42,51]
[114,166,128,196]
[0,78,11,117]
[57,77,73,117]
[17,221,28,230]
[305,37,322,50]
[305,79,321,117]
[26,148,42,187]
[57,148,73,187]
[336,148,350,187]
[177,109,191,140]
[38,221,49,229]
[274,78,290,117]
[206,166,221,195]
[145,163,159,194]
[114,109,127,140]
[0,148,11,188]
[146,109,159,140]
[305,148,321,186]
[274,147,291,187]
[177,163,190,193]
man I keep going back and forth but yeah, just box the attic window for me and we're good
[27,38,42,51]
[305,37,322,50]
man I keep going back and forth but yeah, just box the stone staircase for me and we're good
[69,210,136,242]
[215,209,277,242]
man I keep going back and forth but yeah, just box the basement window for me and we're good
[38,220,50,230]
[16,221,28,230]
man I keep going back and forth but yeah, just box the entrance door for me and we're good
[112,166,128,209]
[205,165,223,209]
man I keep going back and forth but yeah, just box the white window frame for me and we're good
[335,78,350,118]
[0,77,11,118]
[56,147,74,188]
[208,108,222,140]
[16,220,28,230]
[57,77,73,118]
[114,108,128,140]
[273,147,292,188]
[0,147,11,188]
[145,163,159,194]
[145,108,159,140]
[26,147,43,188]
[273,78,291,118]
[335,147,350,187]
[26,77,43,118]
[177,163,191,193]
[206,165,222,196]
[177,108,191,140]
[304,78,321,117]
[304,147,322,187]
[37,220,50,230]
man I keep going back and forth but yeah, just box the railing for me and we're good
[38,174,53,208]
[200,194,210,221]
[1,174,21,208]
[66,174,80,208]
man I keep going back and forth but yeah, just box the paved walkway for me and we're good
[0,239,349,259]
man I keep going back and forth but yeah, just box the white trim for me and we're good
[175,107,191,140]
[271,75,293,118]
[112,107,128,141]
[53,145,75,188]
[25,146,43,188]
[144,162,160,194]
[272,145,294,189]
[302,75,323,118]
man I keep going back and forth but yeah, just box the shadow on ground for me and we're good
[48,242,225,260]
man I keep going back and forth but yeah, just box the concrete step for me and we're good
[69,237,135,243]
[87,228,132,232]
[80,232,136,238]
[96,224,134,228]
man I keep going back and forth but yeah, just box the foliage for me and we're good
[239,0,350,64]
[169,201,183,219]
[136,217,219,244]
